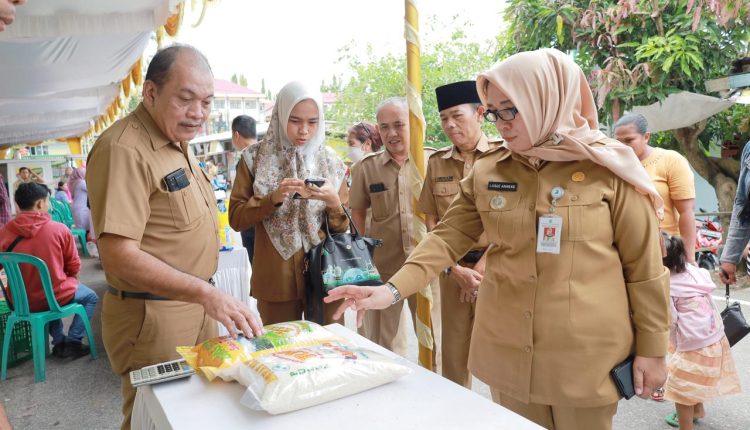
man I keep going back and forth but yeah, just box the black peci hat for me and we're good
[435,80,481,112]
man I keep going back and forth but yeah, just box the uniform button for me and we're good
[131,123,139,129]
[524,311,532,319]
[524,346,532,353]
[570,195,578,201]
[529,275,536,281]
[528,203,535,210]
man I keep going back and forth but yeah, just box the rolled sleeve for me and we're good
[87,139,150,242]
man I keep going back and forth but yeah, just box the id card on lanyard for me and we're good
[537,186,564,254]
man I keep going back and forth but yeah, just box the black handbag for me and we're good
[304,206,382,324]
[720,282,750,347]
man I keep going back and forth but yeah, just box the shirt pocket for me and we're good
[553,191,608,241]
[475,192,522,244]
[166,175,203,230]
[432,181,460,216]
[370,187,392,222]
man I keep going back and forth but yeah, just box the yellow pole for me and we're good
[405,0,434,371]
[66,137,82,155]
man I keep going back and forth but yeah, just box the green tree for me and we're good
[501,0,750,213]
[239,74,248,87]
[330,23,498,147]
[230,73,238,84]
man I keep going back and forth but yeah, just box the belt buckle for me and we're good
[109,287,125,300]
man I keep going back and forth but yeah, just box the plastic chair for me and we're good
[48,199,90,257]
[0,252,97,382]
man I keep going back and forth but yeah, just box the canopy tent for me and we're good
[0,0,182,149]
[630,91,735,133]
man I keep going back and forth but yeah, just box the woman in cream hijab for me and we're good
[326,49,670,430]
[229,81,348,325]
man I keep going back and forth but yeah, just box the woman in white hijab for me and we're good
[325,49,671,430]
[229,81,348,325]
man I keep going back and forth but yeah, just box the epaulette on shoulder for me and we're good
[359,150,382,163]
[428,146,451,158]
[478,144,510,161]
[488,138,504,148]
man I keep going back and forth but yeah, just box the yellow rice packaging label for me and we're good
[177,321,340,381]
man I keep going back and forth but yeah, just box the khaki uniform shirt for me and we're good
[229,158,349,302]
[419,135,494,252]
[349,150,419,279]
[87,104,220,291]
[390,143,670,407]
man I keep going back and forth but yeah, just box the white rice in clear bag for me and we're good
[231,341,412,414]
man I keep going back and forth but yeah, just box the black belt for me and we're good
[460,249,486,264]
[108,278,215,301]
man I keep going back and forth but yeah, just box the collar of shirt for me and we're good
[134,103,173,151]
[443,133,490,161]
[379,148,410,166]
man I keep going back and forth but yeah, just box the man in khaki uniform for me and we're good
[87,45,262,429]
[349,97,426,355]
[419,81,495,387]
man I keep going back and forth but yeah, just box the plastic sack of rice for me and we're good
[240,320,339,353]
[177,321,340,380]
[232,340,412,414]
[176,336,250,380]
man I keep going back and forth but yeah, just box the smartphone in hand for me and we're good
[304,178,325,187]
[292,178,326,199]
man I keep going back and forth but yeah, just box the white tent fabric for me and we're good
[0,0,181,148]
[631,91,735,133]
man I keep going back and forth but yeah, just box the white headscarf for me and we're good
[242,81,346,260]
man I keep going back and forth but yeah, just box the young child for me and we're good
[662,233,741,428]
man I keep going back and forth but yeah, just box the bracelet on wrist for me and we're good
[385,282,402,304]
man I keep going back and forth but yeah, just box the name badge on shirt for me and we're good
[369,183,386,193]
[436,176,454,182]
[537,214,562,254]
[488,181,517,192]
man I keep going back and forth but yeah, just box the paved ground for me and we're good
[2,257,750,429]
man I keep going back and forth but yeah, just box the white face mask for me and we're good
[347,146,365,162]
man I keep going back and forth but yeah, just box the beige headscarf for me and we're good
[476,48,663,218]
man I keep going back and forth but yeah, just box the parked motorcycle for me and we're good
[695,217,723,271]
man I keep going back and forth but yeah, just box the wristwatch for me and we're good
[385,282,402,304]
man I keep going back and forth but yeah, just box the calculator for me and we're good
[129,359,195,387]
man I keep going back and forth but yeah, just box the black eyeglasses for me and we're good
[356,122,372,143]
[483,107,519,123]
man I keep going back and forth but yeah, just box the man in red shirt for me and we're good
[0,182,97,358]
